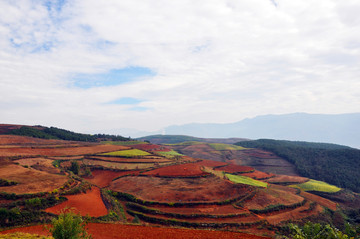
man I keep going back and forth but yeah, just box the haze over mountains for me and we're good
[163,113,360,148]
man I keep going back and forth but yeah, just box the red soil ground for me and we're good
[0,164,67,194]
[300,191,337,211]
[193,159,228,168]
[214,164,254,174]
[87,156,170,163]
[265,175,309,184]
[0,135,75,145]
[0,223,271,239]
[84,169,140,188]
[241,149,280,159]
[241,170,274,180]
[45,187,108,217]
[149,203,250,215]
[142,163,210,177]
[0,144,129,157]
[132,144,171,152]
[110,175,249,203]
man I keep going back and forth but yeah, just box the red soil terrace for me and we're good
[215,164,254,174]
[193,159,228,168]
[45,187,108,217]
[84,169,140,188]
[142,163,210,177]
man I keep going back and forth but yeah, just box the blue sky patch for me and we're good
[71,67,155,89]
[108,97,142,105]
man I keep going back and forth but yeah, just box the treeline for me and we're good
[235,139,360,193]
[7,126,130,142]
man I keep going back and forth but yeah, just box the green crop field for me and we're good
[226,174,268,188]
[101,141,146,145]
[0,232,51,239]
[208,143,246,151]
[156,150,183,158]
[290,179,341,193]
[101,149,152,157]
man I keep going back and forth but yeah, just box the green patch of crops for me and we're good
[101,149,152,157]
[165,141,203,146]
[0,233,52,239]
[157,150,183,158]
[289,179,341,193]
[226,174,268,188]
[101,141,146,145]
[208,143,246,151]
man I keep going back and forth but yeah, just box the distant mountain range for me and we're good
[162,113,360,148]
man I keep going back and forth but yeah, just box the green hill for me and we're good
[235,139,360,193]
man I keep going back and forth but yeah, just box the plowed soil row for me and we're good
[150,204,249,215]
[45,187,107,217]
[265,175,308,184]
[193,160,228,168]
[0,223,271,239]
[241,170,274,180]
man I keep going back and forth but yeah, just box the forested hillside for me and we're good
[235,139,360,193]
[4,126,130,142]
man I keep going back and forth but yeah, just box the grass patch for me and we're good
[226,174,268,188]
[101,149,152,157]
[101,141,146,145]
[289,179,341,193]
[208,143,246,151]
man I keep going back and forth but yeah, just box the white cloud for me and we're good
[0,0,359,134]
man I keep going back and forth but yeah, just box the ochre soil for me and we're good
[45,187,107,217]
[0,223,271,239]
[110,175,250,203]
[265,175,309,184]
[193,159,228,168]
[14,157,61,174]
[214,164,254,173]
[241,170,274,180]
[0,164,67,194]
[0,144,129,157]
[84,169,140,188]
[150,204,250,215]
[300,191,337,211]
[87,156,171,163]
[142,163,210,177]
[243,186,304,210]
[0,135,76,146]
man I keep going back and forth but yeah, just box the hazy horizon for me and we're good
[1,1,359,133]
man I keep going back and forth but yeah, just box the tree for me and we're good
[69,161,80,175]
[285,222,351,239]
[49,210,91,239]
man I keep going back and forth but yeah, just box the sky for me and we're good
[0,0,359,135]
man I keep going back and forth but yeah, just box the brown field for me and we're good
[243,186,304,210]
[150,203,250,215]
[214,164,254,174]
[0,144,129,157]
[265,201,323,225]
[193,159,228,168]
[14,157,61,174]
[142,163,210,177]
[265,175,309,184]
[45,187,107,217]
[110,175,250,203]
[241,170,274,180]
[83,159,169,170]
[300,191,337,211]
[0,135,75,146]
[84,169,140,188]
[0,164,67,194]
[87,156,171,163]
[0,223,271,239]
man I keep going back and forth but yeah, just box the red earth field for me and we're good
[110,175,250,203]
[142,163,210,177]
[0,223,271,239]
[84,169,140,188]
[45,187,108,217]
[214,164,254,174]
